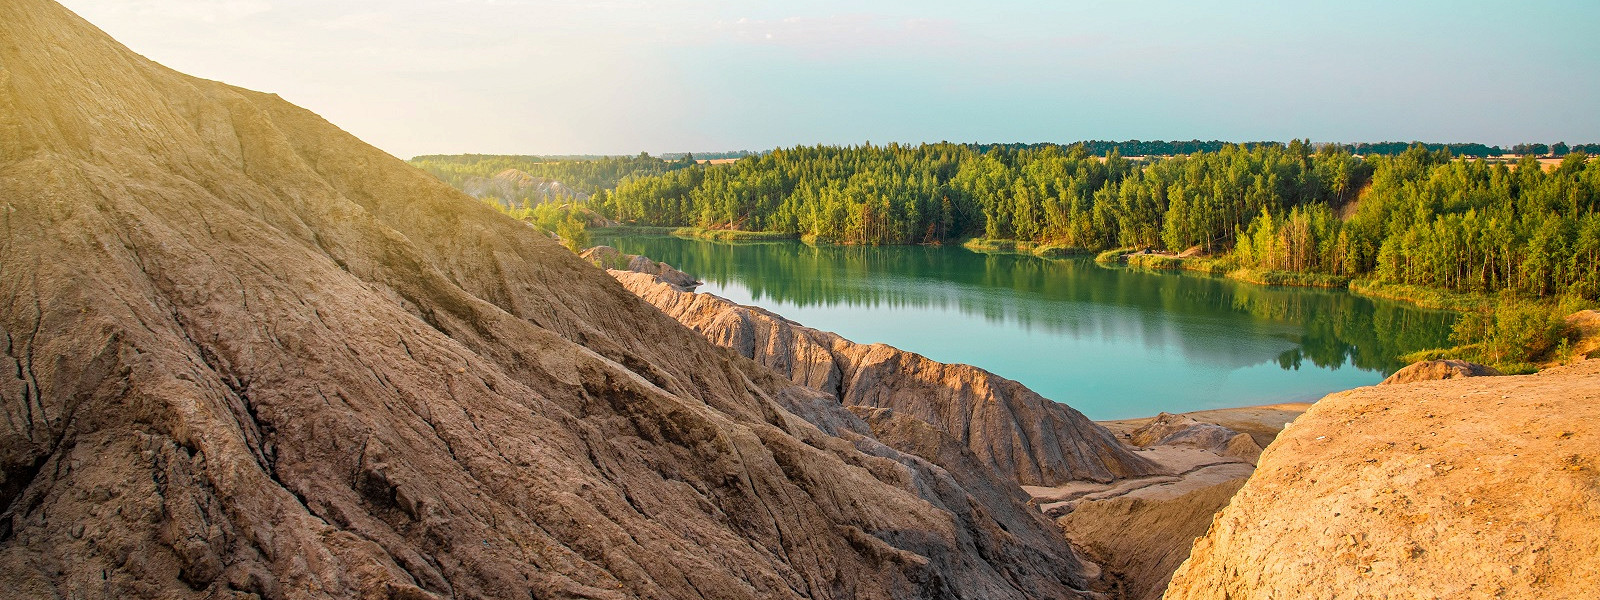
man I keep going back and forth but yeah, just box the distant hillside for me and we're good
[970,140,1530,157]
[409,153,698,198]
[458,168,588,210]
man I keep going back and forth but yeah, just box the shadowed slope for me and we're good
[0,1,1096,598]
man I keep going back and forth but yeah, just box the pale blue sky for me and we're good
[60,0,1600,158]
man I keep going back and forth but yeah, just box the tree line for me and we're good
[588,142,1598,300]
[412,140,1593,203]
[934,140,1592,158]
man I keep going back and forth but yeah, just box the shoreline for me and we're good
[586,230,1547,316]
[937,239,1497,313]
[960,237,1093,258]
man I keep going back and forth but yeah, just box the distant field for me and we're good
[696,158,742,165]
[1476,155,1582,171]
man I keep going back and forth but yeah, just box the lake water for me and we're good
[597,235,1458,420]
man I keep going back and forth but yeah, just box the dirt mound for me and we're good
[611,270,1161,485]
[1380,359,1502,385]
[0,2,1101,597]
[1164,359,1600,600]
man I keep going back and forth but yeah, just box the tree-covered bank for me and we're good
[591,143,1599,302]
[421,142,1600,372]
[592,233,1460,378]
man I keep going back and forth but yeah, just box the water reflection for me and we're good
[598,235,1457,418]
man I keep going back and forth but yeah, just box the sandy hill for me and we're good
[1164,359,1600,599]
[0,1,1108,598]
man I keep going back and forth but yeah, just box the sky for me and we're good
[58,0,1600,159]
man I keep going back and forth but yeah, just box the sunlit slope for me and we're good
[0,1,1101,598]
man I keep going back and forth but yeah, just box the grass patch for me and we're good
[1227,269,1351,289]
[671,227,797,242]
[591,225,679,236]
[961,238,1092,258]
[1094,248,1136,264]
[961,237,1020,253]
[1348,280,1492,312]
[1493,362,1541,375]
[1397,344,1479,364]
[1033,243,1093,258]
[1124,253,1231,275]
[1401,344,1541,375]
[1124,253,1182,270]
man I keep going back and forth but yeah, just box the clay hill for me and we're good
[0,1,1124,597]
[609,271,1160,486]
[1165,359,1600,599]
[607,266,1600,599]
[603,262,1267,600]
[602,263,1274,600]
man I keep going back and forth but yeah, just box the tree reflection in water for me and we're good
[598,235,1457,417]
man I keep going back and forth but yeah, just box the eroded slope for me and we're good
[611,270,1159,486]
[0,1,1097,598]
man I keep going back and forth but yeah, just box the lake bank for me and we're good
[956,240,1530,313]
[595,234,1457,420]
[596,228,1509,314]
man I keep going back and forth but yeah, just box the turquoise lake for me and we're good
[597,235,1459,420]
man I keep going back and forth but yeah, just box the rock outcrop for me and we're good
[1379,359,1502,385]
[611,271,1160,486]
[1164,359,1600,600]
[581,246,700,291]
[0,2,1103,598]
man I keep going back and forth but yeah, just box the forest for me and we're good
[591,142,1598,301]
[420,141,1598,368]
[416,143,1599,302]
[980,140,1527,157]
[409,141,1596,200]
[584,141,1600,369]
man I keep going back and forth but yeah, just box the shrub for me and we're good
[1449,298,1567,366]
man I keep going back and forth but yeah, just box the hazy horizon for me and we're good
[59,0,1600,160]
